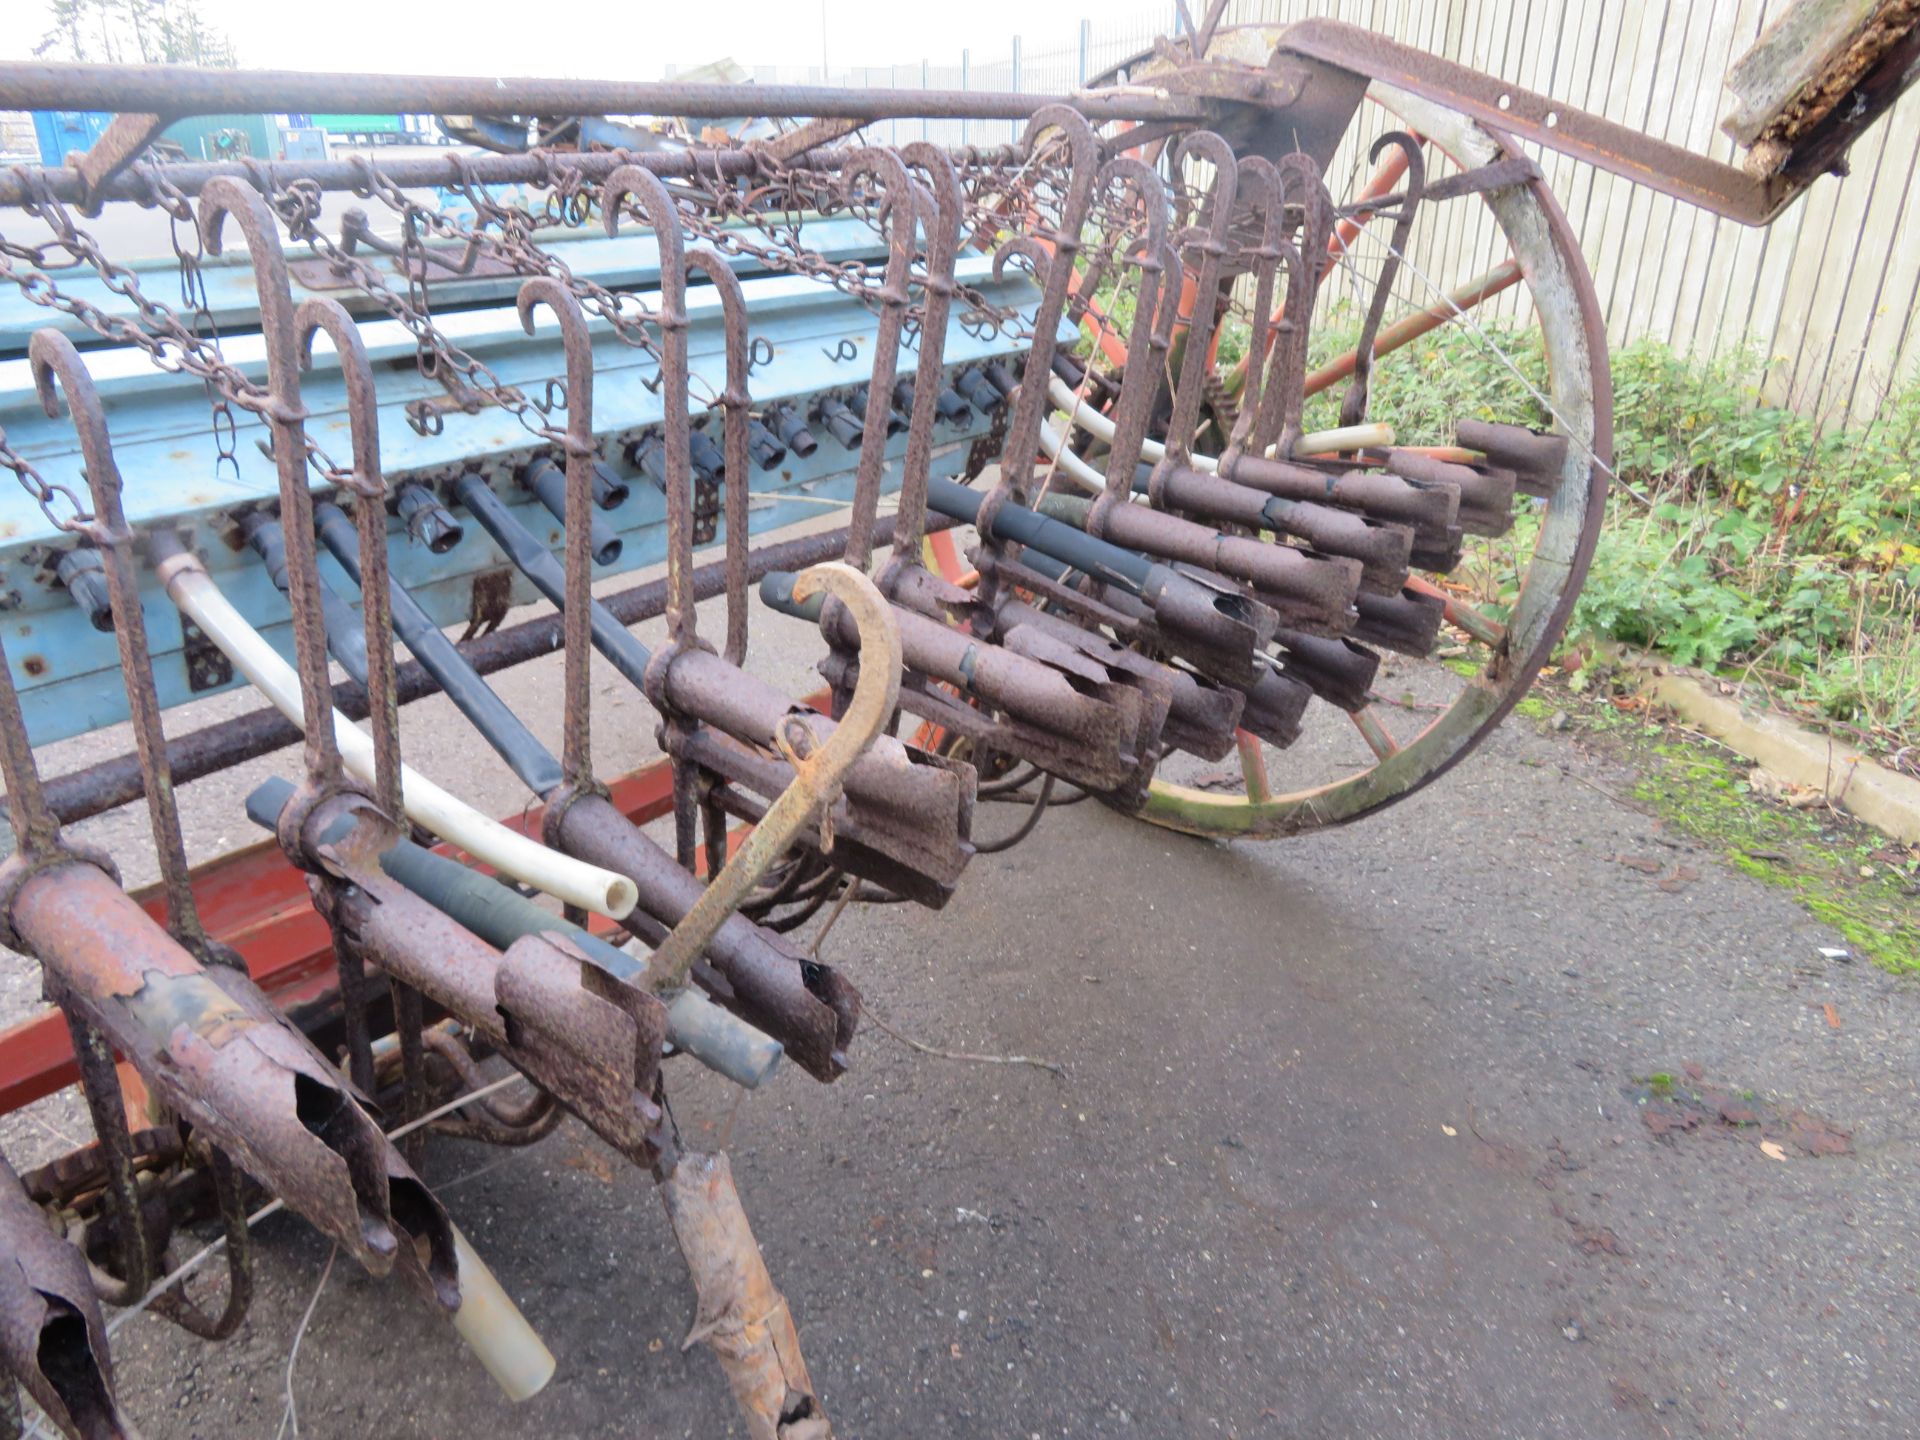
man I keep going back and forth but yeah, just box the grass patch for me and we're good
[1626,739,1920,973]
[1331,319,1920,759]
[1072,274,1918,757]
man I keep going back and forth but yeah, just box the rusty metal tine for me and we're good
[59,1005,154,1304]
[1219,156,1284,470]
[514,278,599,795]
[603,164,703,871]
[602,165,694,644]
[26,332,234,972]
[647,562,900,993]
[1268,155,1336,461]
[1337,133,1425,432]
[992,107,1100,507]
[839,147,915,573]
[288,296,433,1152]
[196,178,339,788]
[1243,229,1306,464]
[680,248,753,667]
[1153,131,1239,473]
[293,298,402,819]
[1087,158,1170,507]
[887,142,965,563]
[289,299,402,1100]
[0,500,61,862]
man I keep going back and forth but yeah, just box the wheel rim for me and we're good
[942,81,1615,841]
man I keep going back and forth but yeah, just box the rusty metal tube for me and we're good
[9,863,400,1265]
[0,1152,133,1440]
[762,572,1132,745]
[1031,489,1360,631]
[246,777,783,1091]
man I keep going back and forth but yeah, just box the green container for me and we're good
[160,112,278,163]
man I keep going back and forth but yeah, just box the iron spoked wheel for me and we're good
[996,71,1614,842]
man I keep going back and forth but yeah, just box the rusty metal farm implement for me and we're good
[0,3,1910,1433]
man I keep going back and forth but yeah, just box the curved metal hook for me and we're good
[1338,132,1427,433]
[839,148,922,573]
[1172,129,1241,233]
[1368,129,1428,216]
[28,329,236,964]
[28,330,122,536]
[1095,154,1170,271]
[885,141,966,561]
[1093,161,1176,503]
[990,233,1053,286]
[1275,153,1335,289]
[1268,154,1336,456]
[517,276,600,791]
[644,562,902,993]
[1019,104,1100,208]
[1152,131,1240,471]
[844,146,917,259]
[601,162,686,316]
[292,298,405,820]
[1221,155,1288,466]
[516,277,596,456]
[196,177,344,788]
[294,298,383,495]
[196,178,305,426]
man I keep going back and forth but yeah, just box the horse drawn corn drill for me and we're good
[0,1,1911,1432]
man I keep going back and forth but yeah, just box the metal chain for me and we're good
[149,166,242,481]
[0,428,91,535]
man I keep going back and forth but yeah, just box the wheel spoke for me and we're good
[1406,576,1508,649]
[1235,729,1272,802]
[1350,706,1400,761]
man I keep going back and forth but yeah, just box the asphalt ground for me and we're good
[4,555,1914,1439]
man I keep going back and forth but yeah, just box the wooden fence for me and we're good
[745,1,1919,427]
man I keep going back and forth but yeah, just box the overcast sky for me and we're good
[5,0,1169,79]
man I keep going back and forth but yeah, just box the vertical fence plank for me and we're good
[730,1,1906,424]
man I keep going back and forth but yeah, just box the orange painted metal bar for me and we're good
[1301,257,1524,400]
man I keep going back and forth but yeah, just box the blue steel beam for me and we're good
[0,255,1054,743]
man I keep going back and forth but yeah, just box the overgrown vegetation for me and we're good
[1627,739,1919,974]
[1298,310,1920,756]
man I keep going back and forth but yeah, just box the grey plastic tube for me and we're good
[924,474,1154,594]
[246,777,783,1089]
[242,514,372,681]
[522,456,623,566]
[313,501,566,797]
[453,472,655,692]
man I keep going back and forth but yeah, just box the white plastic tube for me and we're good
[1048,374,1393,469]
[157,551,638,921]
[1036,418,1109,493]
[450,1224,558,1402]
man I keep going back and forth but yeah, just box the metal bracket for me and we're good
[66,112,174,213]
[178,615,232,694]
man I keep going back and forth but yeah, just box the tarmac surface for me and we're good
[5,575,1917,1439]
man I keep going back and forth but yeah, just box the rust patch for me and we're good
[461,566,513,642]
[1630,1074,1853,1157]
